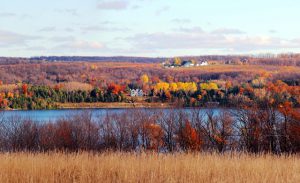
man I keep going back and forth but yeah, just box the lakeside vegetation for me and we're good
[0,152,299,183]
[1,107,299,154]
[0,57,299,154]
[0,57,299,182]
[0,76,299,110]
[0,56,299,110]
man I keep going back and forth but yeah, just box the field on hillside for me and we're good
[0,60,299,85]
[0,152,299,183]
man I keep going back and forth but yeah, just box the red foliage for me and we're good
[239,87,245,94]
[22,83,28,95]
[54,121,74,150]
[278,101,293,117]
[178,121,201,151]
[54,84,63,91]
[107,83,125,94]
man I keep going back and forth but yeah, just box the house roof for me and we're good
[182,60,192,65]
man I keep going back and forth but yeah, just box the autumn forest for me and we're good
[0,55,299,154]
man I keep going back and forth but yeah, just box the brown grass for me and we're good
[0,152,299,183]
[171,64,300,74]
[56,101,173,109]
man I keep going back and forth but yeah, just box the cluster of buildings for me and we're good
[162,60,209,68]
[130,89,144,97]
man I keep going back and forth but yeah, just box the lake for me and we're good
[0,108,227,122]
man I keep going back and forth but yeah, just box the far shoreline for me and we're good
[1,102,298,111]
[0,102,224,111]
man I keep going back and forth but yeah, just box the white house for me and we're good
[130,89,143,97]
[182,60,194,67]
[199,61,208,66]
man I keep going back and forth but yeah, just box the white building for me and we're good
[199,61,208,66]
[130,89,143,97]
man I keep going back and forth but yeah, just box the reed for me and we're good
[0,152,299,183]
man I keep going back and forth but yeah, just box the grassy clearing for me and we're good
[0,152,299,183]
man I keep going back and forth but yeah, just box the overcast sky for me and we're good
[1,0,300,57]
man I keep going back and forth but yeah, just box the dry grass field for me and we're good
[56,101,172,109]
[0,152,299,183]
[1,60,300,85]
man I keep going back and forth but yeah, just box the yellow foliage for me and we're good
[200,83,209,90]
[90,64,97,70]
[175,82,197,92]
[174,57,182,65]
[140,74,149,84]
[169,83,178,91]
[208,82,218,90]
[187,82,197,92]
[200,82,218,90]
[154,82,169,92]
[155,82,197,92]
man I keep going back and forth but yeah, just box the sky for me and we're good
[1,0,300,57]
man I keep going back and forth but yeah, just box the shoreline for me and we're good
[0,102,176,111]
[1,102,299,111]
[56,102,174,109]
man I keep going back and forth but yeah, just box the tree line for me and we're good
[0,102,299,153]
[0,77,299,110]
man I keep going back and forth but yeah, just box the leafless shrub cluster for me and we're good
[0,108,299,153]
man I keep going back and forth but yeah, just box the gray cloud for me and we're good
[171,18,191,24]
[126,29,300,52]
[131,5,140,9]
[65,27,75,32]
[0,12,16,17]
[81,25,130,33]
[65,9,79,16]
[52,40,105,53]
[100,21,115,25]
[50,36,75,43]
[156,6,170,15]
[39,26,56,32]
[176,26,204,33]
[0,30,39,47]
[55,9,79,16]
[97,1,129,10]
[211,28,245,35]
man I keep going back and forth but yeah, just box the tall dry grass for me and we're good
[0,152,299,183]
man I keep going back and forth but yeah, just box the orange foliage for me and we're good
[278,101,293,117]
[144,123,164,151]
[7,92,14,98]
[197,95,202,100]
[214,135,225,144]
[108,83,125,94]
[178,121,201,151]
[54,84,63,91]
[225,81,232,90]
[239,87,245,94]
[165,91,172,100]
[0,97,8,108]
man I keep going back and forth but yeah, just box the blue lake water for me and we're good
[0,108,227,122]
